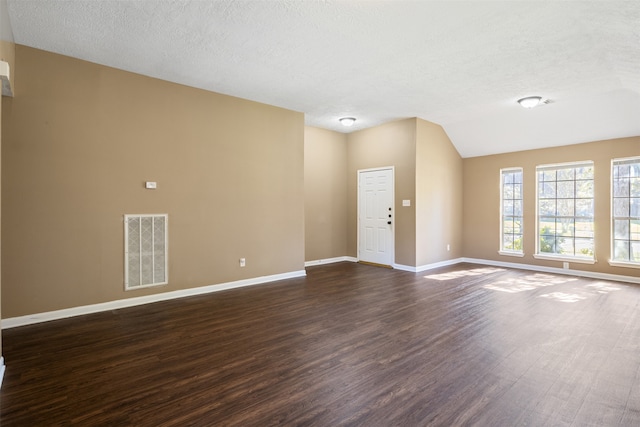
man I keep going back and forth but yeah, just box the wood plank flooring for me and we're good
[1,262,640,426]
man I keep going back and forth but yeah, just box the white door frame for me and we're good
[357,166,395,267]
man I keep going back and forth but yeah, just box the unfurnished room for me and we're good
[0,1,639,425]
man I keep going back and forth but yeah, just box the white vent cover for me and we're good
[124,214,168,290]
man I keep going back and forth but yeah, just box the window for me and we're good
[611,157,640,267]
[125,214,168,290]
[535,162,595,262]
[500,168,523,256]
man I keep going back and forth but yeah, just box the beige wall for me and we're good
[347,119,417,266]
[416,119,463,266]
[304,126,347,262]
[2,46,304,318]
[0,38,12,357]
[463,136,640,277]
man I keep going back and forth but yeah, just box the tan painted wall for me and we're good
[416,119,463,266]
[1,46,305,318]
[304,126,347,262]
[463,136,640,277]
[347,119,416,266]
[0,38,12,355]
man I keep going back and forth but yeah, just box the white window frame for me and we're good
[499,167,524,257]
[534,161,596,264]
[124,214,169,290]
[610,157,640,269]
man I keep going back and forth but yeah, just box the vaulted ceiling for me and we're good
[5,0,640,157]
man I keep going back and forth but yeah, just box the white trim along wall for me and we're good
[2,270,306,329]
[4,257,639,329]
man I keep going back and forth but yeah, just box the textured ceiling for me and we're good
[5,0,640,157]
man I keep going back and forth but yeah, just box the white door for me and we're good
[358,168,394,266]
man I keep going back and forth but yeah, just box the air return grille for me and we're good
[124,214,168,290]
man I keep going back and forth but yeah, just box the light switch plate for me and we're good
[145,181,157,189]
[402,199,411,207]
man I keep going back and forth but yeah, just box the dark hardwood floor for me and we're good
[1,262,639,426]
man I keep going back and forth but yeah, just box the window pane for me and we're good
[557,181,574,198]
[614,198,629,217]
[503,183,514,199]
[539,200,556,216]
[617,164,631,178]
[541,170,556,182]
[514,199,523,216]
[539,182,555,198]
[539,217,556,234]
[503,200,514,216]
[576,180,594,198]
[575,199,593,217]
[631,242,640,262]
[614,178,630,197]
[614,220,629,239]
[540,236,555,253]
[503,217,514,234]
[631,219,640,241]
[631,198,640,218]
[557,218,575,237]
[513,171,523,184]
[558,237,574,255]
[513,183,522,199]
[557,168,574,181]
[557,199,574,216]
[503,173,514,184]
[575,219,594,238]
[614,240,629,260]
[631,178,640,197]
[575,238,593,257]
[575,166,594,180]
[513,220,523,234]
[503,235,514,249]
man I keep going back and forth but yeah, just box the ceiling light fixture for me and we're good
[339,117,356,127]
[517,96,542,109]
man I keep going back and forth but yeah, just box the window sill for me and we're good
[498,251,524,258]
[533,254,596,264]
[608,260,640,269]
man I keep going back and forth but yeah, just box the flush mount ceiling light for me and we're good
[517,96,543,109]
[339,117,356,127]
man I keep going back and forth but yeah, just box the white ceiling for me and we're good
[5,0,640,158]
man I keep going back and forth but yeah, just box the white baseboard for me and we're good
[305,256,358,267]
[0,356,5,389]
[462,257,640,284]
[1,269,307,329]
[395,258,465,273]
[5,257,637,330]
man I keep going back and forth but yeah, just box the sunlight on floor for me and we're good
[424,267,504,281]
[483,273,578,293]
[479,271,623,302]
[585,282,622,293]
[538,281,624,303]
[539,292,588,303]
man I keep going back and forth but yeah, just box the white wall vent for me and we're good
[124,214,168,290]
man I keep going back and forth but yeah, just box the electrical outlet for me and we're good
[563,262,569,269]
[239,258,246,267]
